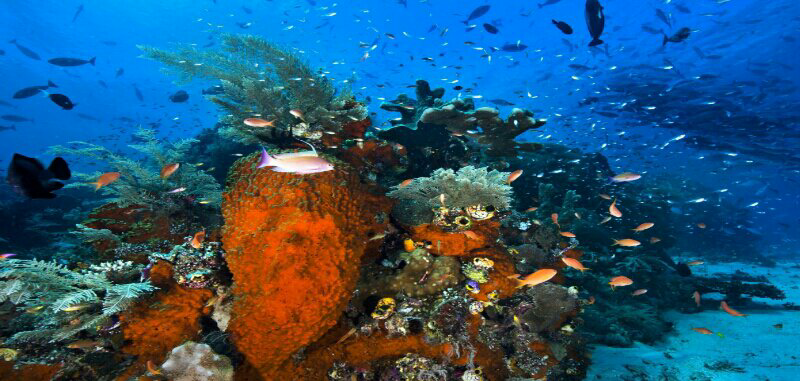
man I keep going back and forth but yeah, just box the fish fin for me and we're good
[270,167,294,172]
[506,273,521,279]
[47,80,57,88]
[295,138,317,155]
[662,34,668,46]
[589,39,604,47]
[89,57,96,66]
[257,147,277,168]
[48,157,71,180]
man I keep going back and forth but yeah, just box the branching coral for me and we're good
[49,128,222,209]
[387,166,512,225]
[0,259,155,344]
[139,34,365,146]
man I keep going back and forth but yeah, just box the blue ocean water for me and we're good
[1,0,799,379]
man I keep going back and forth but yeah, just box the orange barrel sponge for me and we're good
[221,154,390,379]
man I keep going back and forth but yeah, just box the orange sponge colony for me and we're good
[221,154,390,379]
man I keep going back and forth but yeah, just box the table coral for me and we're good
[221,153,391,380]
[119,262,212,368]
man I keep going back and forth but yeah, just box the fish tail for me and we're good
[611,240,619,246]
[92,182,101,191]
[257,147,277,168]
[88,57,96,66]
[662,34,668,46]
[47,80,57,88]
[537,3,543,8]
[589,39,604,47]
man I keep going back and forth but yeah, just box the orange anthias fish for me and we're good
[611,172,641,182]
[507,169,523,184]
[612,239,641,247]
[146,360,162,376]
[650,237,661,244]
[693,291,702,307]
[190,230,205,249]
[462,231,480,240]
[632,222,654,232]
[508,269,558,288]
[687,260,705,266]
[609,275,633,289]
[609,198,622,217]
[697,223,706,229]
[551,213,559,226]
[631,288,648,296]
[599,193,612,200]
[289,109,305,120]
[92,172,120,190]
[160,163,180,179]
[399,179,413,187]
[243,118,275,128]
[562,257,590,272]
[692,327,713,335]
[721,301,746,317]
[559,231,576,238]
[525,206,538,212]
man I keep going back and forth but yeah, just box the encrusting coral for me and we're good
[160,341,233,381]
[220,153,391,380]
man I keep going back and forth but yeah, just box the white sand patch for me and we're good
[586,261,800,381]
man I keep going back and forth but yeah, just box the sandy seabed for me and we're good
[586,261,800,381]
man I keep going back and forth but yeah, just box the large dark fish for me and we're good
[9,39,41,60]
[585,0,605,47]
[655,9,671,27]
[500,43,528,52]
[483,23,499,34]
[48,57,96,66]
[0,125,15,132]
[48,94,75,110]
[552,20,573,34]
[169,90,189,103]
[115,68,124,77]
[489,99,514,106]
[13,80,57,99]
[464,5,490,24]
[663,27,691,45]
[6,153,71,199]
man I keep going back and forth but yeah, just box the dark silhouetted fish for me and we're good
[398,0,407,8]
[675,263,692,277]
[1,115,33,122]
[427,24,437,32]
[13,80,57,99]
[133,85,144,101]
[552,20,573,34]
[483,23,499,34]
[9,39,41,60]
[0,125,15,132]
[674,4,690,14]
[48,94,75,110]
[594,111,618,117]
[6,153,71,199]
[463,5,490,24]
[663,27,691,46]
[489,99,514,106]
[241,6,252,14]
[500,43,528,52]
[72,4,84,22]
[585,0,605,47]
[655,9,671,27]
[98,80,108,89]
[169,90,189,103]
[48,57,96,66]
[236,22,252,29]
[641,24,662,35]
[538,0,561,8]
[115,68,124,77]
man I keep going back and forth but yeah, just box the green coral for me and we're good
[0,259,156,344]
[138,34,365,145]
[49,128,222,210]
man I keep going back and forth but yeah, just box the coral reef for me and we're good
[152,240,228,289]
[119,262,212,368]
[161,341,233,381]
[387,166,512,226]
[139,34,365,146]
[49,128,222,209]
[384,248,463,297]
[221,153,390,379]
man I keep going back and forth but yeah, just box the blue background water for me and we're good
[1,0,798,254]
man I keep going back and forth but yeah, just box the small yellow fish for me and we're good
[62,303,91,312]
[26,305,45,314]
